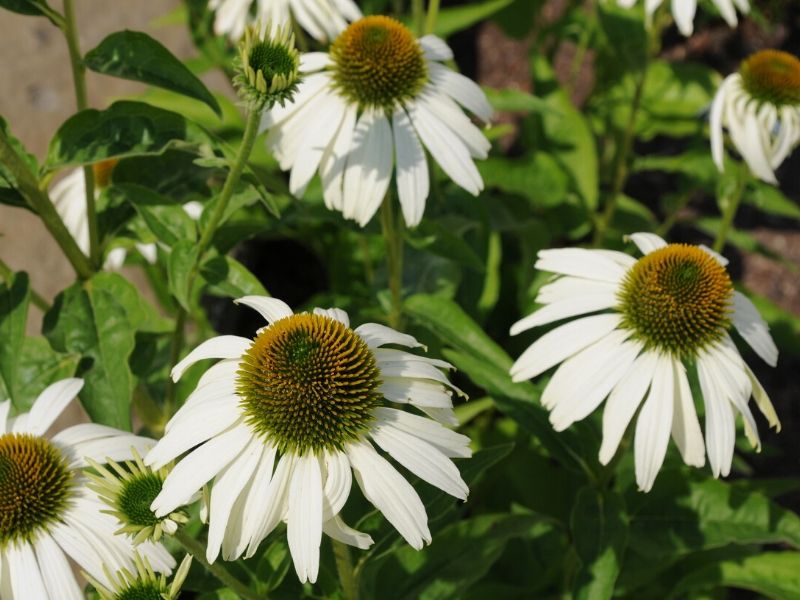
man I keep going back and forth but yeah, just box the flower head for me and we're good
[86,448,189,544]
[234,22,301,111]
[209,0,361,43]
[146,296,471,584]
[0,378,175,598]
[510,233,780,492]
[87,552,192,600]
[262,16,493,228]
[616,0,749,37]
[710,50,800,184]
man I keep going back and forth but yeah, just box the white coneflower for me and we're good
[510,233,780,492]
[262,15,493,227]
[616,0,748,36]
[0,378,175,599]
[209,0,361,42]
[50,161,203,267]
[710,49,800,184]
[86,552,192,600]
[146,295,471,584]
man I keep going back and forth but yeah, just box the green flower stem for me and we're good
[712,166,746,253]
[174,530,262,600]
[592,65,647,247]
[412,0,425,36]
[333,539,359,600]
[0,257,50,311]
[379,194,404,329]
[424,0,441,35]
[164,107,262,416]
[62,0,99,268]
[0,133,94,279]
[655,188,694,237]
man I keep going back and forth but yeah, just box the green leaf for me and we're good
[745,180,800,220]
[627,474,800,560]
[404,294,510,369]
[45,101,206,172]
[672,551,800,600]
[200,255,268,299]
[168,241,200,312]
[0,0,61,25]
[433,0,516,37]
[483,87,549,113]
[109,183,197,247]
[84,30,221,117]
[0,116,38,210]
[479,153,569,207]
[571,488,628,600]
[371,514,547,600]
[0,272,30,407]
[406,220,485,272]
[12,337,80,412]
[256,539,292,592]
[42,273,148,429]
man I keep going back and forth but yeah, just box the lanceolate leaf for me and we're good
[0,272,30,407]
[84,30,221,117]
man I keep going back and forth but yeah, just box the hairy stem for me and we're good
[174,530,262,600]
[379,194,404,329]
[333,539,359,600]
[0,133,93,279]
[62,0,100,267]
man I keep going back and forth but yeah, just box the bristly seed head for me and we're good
[234,22,301,111]
[618,245,733,358]
[237,313,382,454]
[331,16,428,111]
[740,50,800,107]
[0,433,72,547]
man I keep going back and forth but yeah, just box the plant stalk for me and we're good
[0,133,94,279]
[424,0,441,35]
[62,0,100,267]
[174,530,262,600]
[333,539,359,600]
[712,167,746,253]
[379,194,404,329]
[411,0,425,36]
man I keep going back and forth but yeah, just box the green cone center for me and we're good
[115,583,165,600]
[117,472,163,528]
[740,50,800,107]
[331,16,428,111]
[618,245,733,358]
[0,433,72,546]
[249,41,298,83]
[237,313,382,454]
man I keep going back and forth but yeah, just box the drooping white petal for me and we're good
[287,454,323,584]
[509,314,622,382]
[393,107,429,227]
[0,400,9,434]
[626,232,667,255]
[313,307,350,327]
[66,432,155,469]
[321,451,352,519]
[633,355,675,492]
[323,515,374,549]
[670,0,697,35]
[599,350,658,465]
[342,108,394,227]
[171,335,251,381]
[207,437,265,563]
[712,0,739,26]
[7,542,48,599]
[246,453,296,558]
[670,356,705,468]
[34,533,82,600]
[417,90,490,159]
[320,103,358,211]
[25,378,83,436]
[374,406,471,458]
[347,439,431,549]
[300,52,332,72]
[379,377,454,408]
[233,445,277,559]
[418,406,459,426]
[235,295,294,326]
[697,354,736,478]
[708,340,760,449]
[732,291,779,367]
[261,72,330,130]
[710,76,733,172]
[428,62,493,122]
[534,248,630,283]
[371,422,468,499]
[509,291,618,335]
[699,244,729,267]
[355,323,424,350]
[535,277,620,306]
[545,331,640,428]
[419,35,453,61]
[151,423,251,516]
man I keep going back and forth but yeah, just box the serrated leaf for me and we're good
[0,272,30,407]
[45,100,208,172]
[571,488,628,600]
[42,274,147,429]
[201,255,267,299]
[12,337,80,412]
[168,241,200,312]
[109,183,197,247]
[84,30,221,117]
